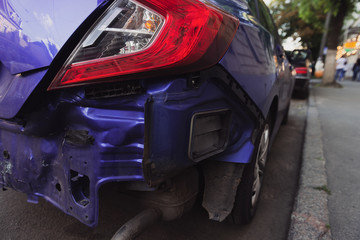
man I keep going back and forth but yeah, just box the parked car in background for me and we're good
[0,0,294,236]
[288,49,313,98]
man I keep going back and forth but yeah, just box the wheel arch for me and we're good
[267,96,278,132]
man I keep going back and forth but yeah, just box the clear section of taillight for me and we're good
[71,1,163,63]
[48,0,239,90]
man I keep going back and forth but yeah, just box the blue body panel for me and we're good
[0,63,46,118]
[0,0,105,74]
[0,0,107,119]
[0,0,294,227]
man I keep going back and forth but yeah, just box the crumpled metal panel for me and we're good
[0,70,259,226]
[0,96,145,226]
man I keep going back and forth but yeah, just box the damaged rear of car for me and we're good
[0,0,294,234]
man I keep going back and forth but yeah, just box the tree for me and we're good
[322,0,355,84]
[270,0,326,60]
[270,0,357,84]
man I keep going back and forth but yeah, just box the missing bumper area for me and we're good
[70,170,90,207]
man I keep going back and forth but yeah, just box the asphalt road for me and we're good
[0,99,306,240]
[312,81,360,240]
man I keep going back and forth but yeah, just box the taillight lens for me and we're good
[48,0,239,90]
[295,67,308,75]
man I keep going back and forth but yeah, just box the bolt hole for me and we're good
[85,215,88,220]
[55,183,61,192]
[84,161,87,165]
[3,150,10,159]
[69,206,73,210]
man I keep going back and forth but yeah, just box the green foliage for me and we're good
[296,0,358,20]
[270,0,357,57]
[270,0,326,37]
[270,0,324,57]
[313,185,332,195]
[296,0,334,20]
[271,0,357,34]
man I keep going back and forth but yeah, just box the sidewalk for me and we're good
[288,79,360,240]
[287,83,332,240]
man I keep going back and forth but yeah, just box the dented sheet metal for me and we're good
[0,97,145,226]
[0,71,258,226]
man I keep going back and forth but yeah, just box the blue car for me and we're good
[0,0,294,231]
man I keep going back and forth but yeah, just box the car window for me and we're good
[290,50,313,67]
[291,50,308,61]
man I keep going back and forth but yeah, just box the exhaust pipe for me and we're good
[111,208,161,240]
[111,168,199,239]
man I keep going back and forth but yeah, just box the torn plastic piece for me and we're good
[202,161,244,222]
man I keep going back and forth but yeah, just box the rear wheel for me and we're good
[228,122,270,224]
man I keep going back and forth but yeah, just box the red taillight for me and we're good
[295,67,308,75]
[48,0,239,90]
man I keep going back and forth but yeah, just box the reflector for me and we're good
[295,67,308,74]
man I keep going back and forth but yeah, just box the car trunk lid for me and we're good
[0,0,106,119]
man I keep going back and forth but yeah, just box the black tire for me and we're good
[228,122,270,225]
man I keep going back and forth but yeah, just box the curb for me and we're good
[287,89,332,240]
